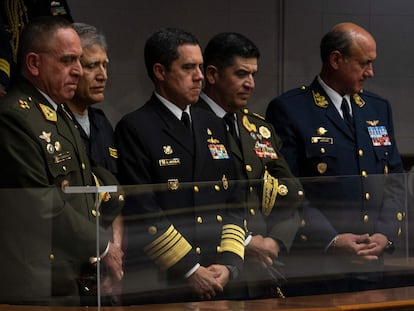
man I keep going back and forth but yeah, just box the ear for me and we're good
[205,65,219,84]
[26,52,40,76]
[329,50,342,70]
[153,63,166,81]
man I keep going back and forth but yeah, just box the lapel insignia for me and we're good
[54,141,62,152]
[38,103,57,122]
[312,91,328,108]
[366,120,379,126]
[207,128,212,135]
[317,162,327,174]
[316,127,328,135]
[259,126,271,139]
[163,145,173,155]
[242,115,257,133]
[19,99,30,109]
[39,131,52,143]
[109,147,118,158]
[353,93,365,107]
[222,175,228,190]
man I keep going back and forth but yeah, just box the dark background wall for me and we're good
[69,0,414,160]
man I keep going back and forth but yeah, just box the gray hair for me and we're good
[72,22,108,50]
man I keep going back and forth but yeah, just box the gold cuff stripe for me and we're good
[0,58,10,77]
[220,224,245,259]
[144,225,192,270]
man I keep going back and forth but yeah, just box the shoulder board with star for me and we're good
[37,102,57,123]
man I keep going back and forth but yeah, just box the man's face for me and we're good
[213,56,258,112]
[161,44,204,109]
[73,44,108,105]
[337,36,376,94]
[35,28,83,104]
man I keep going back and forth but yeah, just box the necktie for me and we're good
[341,98,354,134]
[223,113,241,147]
[181,111,191,129]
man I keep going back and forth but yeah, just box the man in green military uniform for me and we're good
[198,32,303,298]
[0,17,123,305]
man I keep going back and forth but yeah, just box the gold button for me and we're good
[278,184,288,196]
[193,185,199,192]
[397,212,403,221]
[216,215,222,222]
[197,216,203,224]
[217,246,222,253]
[196,247,201,254]
[62,166,67,172]
[363,215,369,223]
[300,219,306,227]
[148,226,157,235]
[245,164,252,172]
[300,234,307,242]
[358,149,364,157]
[81,163,86,170]
[244,219,247,228]
[214,185,220,191]
[298,190,304,196]
[249,186,254,193]
[320,147,326,154]
[91,209,99,217]
[243,108,249,114]
[361,170,367,178]
[249,208,255,216]
[365,193,370,200]
[49,254,55,260]
[398,228,402,236]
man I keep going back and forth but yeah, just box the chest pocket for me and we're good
[46,150,79,180]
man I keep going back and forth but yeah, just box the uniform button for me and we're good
[361,170,367,178]
[249,208,255,216]
[91,209,100,217]
[214,185,220,191]
[358,149,364,157]
[193,185,199,192]
[397,212,404,221]
[216,215,222,222]
[217,246,222,253]
[49,254,55,260]
[365,193,370,200]
[245,164,252,172]
[278,184,288,196]
[148,226,157,235]
[81,163,86,170]
[298,190,304,196]
[197,216,203,224]
[243,108,249,114]
[249,186,254,193]
[320,147,326,154]
[196,247,201,254]
[244,219,248,228]
[62,166,67,172]
[398,228,402,236]
[300,219,306,227]
[363,215,369,223]
[300,234,307,242]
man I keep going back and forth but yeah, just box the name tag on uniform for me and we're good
[311,136,334,144]
[368,126,391,146]
[208,144,230,159]
[159,158,181,166]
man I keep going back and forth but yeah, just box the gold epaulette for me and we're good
[144,225,192,270]
[219,224,245,259]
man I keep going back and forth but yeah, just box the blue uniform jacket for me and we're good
[266,78,404,249]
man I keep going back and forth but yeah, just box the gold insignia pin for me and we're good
[316,127,328,135]
[207,128,212,135]
[54,141,62,152]
[39,131,52,143]
[259,126,271,139]
[366,120,379,126]
[317,162,327,174]
[222,175,228,190]
[168,178,179,191]
[163,145,173,155]
[109,147,118,158]
[19,99,30,109]
[242,115,257,133]
[312,91,329,108]
[353,94,365,107]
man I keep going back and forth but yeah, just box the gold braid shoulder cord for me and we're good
[5,0,28,63]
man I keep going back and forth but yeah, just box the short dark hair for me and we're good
[320,27,352,63]
[203,32,260,70]
[17,16,74,71]
[144,27,200,82]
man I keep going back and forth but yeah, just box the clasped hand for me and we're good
[188,264,230,300]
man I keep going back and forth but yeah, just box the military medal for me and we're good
[163,145,173,155]
[208,144,229,159]
[254,141,278,159]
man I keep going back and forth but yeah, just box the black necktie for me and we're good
[224,113,241,147]
[181,111,191,129]
[341,98,354,134]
